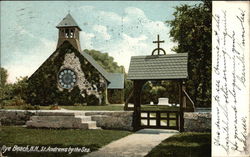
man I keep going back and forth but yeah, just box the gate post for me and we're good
[179,81,184,132]
[182,81,187,109]
[132,80,145,131]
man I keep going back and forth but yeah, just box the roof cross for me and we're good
[151,34,166,55]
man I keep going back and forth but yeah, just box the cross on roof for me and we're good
[153,34,164,47]
[151,34,166,55]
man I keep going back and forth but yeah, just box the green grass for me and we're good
[145,132,211,157]
[1,105,50,110]
[0,126,131,156]
[141,105,179,111]
[2,104,179,111]
[1,105,124,111]
[62,105,124,111]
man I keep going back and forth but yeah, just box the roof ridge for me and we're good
[131,53,188,58]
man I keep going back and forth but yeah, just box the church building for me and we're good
[27,14,124,106]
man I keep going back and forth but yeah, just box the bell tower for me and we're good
[56,13,81,51]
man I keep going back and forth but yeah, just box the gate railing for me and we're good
[139,110,179,130]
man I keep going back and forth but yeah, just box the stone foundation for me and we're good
[0,110,133,131]
[0,110,35,125]
[85,111,133,131]
[26,112,100,129]
[184,112,211,132]
[0,110,211,132]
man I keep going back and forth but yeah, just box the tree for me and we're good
[166,1,212,107]
[84,49,124,73]
[140,81,179,105]
[0,67,8,87]
[12,76,29,100]
[0,67,9,101]
[0,67,29,106]
[85,49,125,104]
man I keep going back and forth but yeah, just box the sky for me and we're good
[0,1,201,83]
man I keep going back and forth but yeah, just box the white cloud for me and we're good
[109,34,150,71]
[99,11,121,22]
[16,24,35,38]
[88,7,177,71]
[125,7,146,18]
[80,31,95,50]
[122,34,147,47]
[78,5,95,11]
[4,33,56,83]
[3,64,33,84]
[92,25,111,40]
[122,7,147,24]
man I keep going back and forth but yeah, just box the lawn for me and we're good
[145,132,211,157]
[1,104,124,111]
[1,104,179,111]
[141,105,179,111]
[0,126,131,156]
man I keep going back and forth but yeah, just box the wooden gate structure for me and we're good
[126,35,193,132]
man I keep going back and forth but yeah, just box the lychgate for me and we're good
[126,35,194,132]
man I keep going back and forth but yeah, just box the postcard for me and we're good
[0,1,249,157]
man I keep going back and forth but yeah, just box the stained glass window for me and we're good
[58,69,77,89]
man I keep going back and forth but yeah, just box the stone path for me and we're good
[85,129,179,157]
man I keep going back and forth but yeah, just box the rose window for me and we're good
[58,69,77,89]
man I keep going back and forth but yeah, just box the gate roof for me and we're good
[127,53,188,80]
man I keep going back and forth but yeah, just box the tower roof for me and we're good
[56,13,82,31]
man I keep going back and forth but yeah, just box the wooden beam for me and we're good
[132,80,145,131]
[179,81,184,132]
[183,89,195,111]
[182,81,187,109]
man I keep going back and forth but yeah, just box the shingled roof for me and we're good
[81,51,111,82]
[81,51,124,89]
[127,53,188,80]
[56,13,82,31]
[107,73,124,89]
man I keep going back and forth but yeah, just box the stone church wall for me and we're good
[59,52,104,103]
[27,42,107,106]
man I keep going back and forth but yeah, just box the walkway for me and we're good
[85,129,179,157]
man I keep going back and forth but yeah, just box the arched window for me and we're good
[70,29,74,38]
[65,29,69,38]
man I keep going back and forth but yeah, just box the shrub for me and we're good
[108,89,124,104]
[2,97,26,106]
[49,105,60,110]
[87,94,100,106]
[20,104,40,110]
[74,103,86,106]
